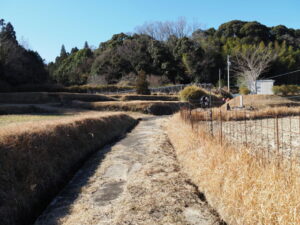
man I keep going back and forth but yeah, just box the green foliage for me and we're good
[136,70,150,95]
[52,48,93,86]
[3,18,300,89]
[239,86,251,95]
[179,85,207,102]
[0,19,48,86]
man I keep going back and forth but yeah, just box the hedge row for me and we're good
[272,85,300,95]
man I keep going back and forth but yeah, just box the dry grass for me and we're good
[119,94,178,101]
[0,92,115,104]
[0,112,137,225]
[0,114,71,127]
[189,106,300,121]
[71,100,187,115]
[0,104,57,115]
[224,94,300,109]
[167,114,300,225]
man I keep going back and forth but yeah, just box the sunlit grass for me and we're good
[0,114,72,126]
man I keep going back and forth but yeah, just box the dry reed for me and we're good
[167,113,300,225]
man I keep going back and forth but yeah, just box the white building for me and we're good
[250,79,275,94]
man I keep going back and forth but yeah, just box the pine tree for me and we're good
[71,47,79,54]
[60,44,67,58]
[84,41,89,49]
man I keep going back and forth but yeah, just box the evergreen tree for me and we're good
[84,41,89,49]
[71,47,79,54]
[60,44,67,58]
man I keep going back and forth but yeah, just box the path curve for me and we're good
[35,116,219,225]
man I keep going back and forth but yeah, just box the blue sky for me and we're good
[2,0,300,62]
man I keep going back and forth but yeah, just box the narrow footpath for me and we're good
[35,116,220,225]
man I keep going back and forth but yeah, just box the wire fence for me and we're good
[180,107,300,163]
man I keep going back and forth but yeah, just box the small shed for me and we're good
[251,80,275,94]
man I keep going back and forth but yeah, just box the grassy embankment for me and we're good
[225,94,300,109]
[167,113,300,225]
[0,112,137,225]
[189,105,300,121]
[70,100,187,115]
[0,92,115,104]
[119,94,178,101]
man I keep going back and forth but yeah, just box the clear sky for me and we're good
[2,0,300,62]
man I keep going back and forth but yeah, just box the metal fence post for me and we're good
[220,110,223,145]
[276,116,280,154]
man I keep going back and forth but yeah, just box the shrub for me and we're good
[288,85,299,95]
[179,85,207,102]
[136,70,150,95]
[272,85,281,95]
[239,85,251,95]
[273,85,300,96]
[217,88,233,99]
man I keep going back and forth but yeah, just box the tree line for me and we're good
[1,18,300,91]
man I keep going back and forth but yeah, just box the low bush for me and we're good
[239,85,251,95]
[136,71,150,95]
[179,85,207,102]
[272,85,300,96]
[0,113,137,225]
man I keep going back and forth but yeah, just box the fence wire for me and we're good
[180,107,300,162]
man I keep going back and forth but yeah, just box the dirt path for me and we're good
[34,116,220,225]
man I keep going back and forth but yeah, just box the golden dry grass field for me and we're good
[168,113,300,225]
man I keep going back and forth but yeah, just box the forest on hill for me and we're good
[1,18,300,90]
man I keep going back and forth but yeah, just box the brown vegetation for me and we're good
[224,94,300,109]
[0,104,56,115]
[0,92,115,104]
[0,112,137,225]
[120,94,178,101]
[167,114,300,225]
[70,100,187,115]
[188,105,300,121]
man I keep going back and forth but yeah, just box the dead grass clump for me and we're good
[0,112,137,225]
[167,114,300,225]
[71,100,187,115]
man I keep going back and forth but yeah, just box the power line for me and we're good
[266,69,300,79]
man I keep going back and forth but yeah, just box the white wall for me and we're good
[251,80,274,94]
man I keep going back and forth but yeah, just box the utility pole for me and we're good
[219,69,221,90]
[227,55,231,92]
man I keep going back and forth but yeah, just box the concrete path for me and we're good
[35,116,220,225]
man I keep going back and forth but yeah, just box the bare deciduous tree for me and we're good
[233,45,276,92]
[135,17,201,41]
